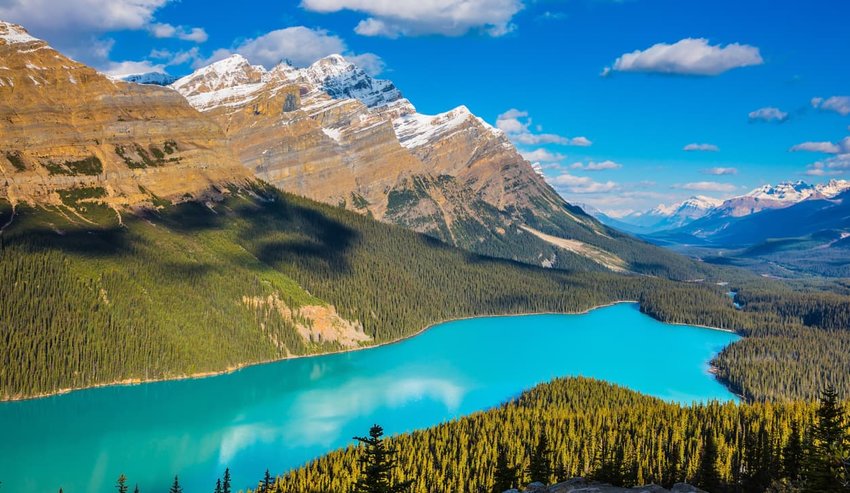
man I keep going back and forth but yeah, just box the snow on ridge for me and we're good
[393,105,476,149]
[0,21,39,45]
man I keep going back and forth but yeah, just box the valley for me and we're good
[1,7,849,493]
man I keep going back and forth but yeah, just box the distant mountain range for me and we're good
[121,72,178,86]
[585,180,850,277]
[595,180,850,234]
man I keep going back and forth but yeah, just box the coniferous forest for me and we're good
[2,183,850,403]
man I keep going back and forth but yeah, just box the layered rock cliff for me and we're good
[0,21,251,209]
[172,54,636,272]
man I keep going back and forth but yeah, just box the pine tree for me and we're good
[169,476,183,493]
[527,431,552,485]
[492,447,518,493]
[259,469,273,493]
[222,468,231,493]
[695,431,721,492]
[352,424,412,493]
[783,420,804,481]
[116,474,128,493]
[133,485,139,493]
[214,478,223,493]
[805,387,849,492]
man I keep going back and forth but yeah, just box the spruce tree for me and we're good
[492,447,518,493]
[783,420,804,481]
[116,474,128,493]
[527,431,552,485]
[214,478,223,493]
[805,387,849,492]
[259,469,273,493]
[169,476,183,493]
[222,468,231,493]
[133,485,139,493]
[352,424,412,493]
[695,431,721,492]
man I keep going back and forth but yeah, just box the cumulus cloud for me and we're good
[606,38,763,76]
[300,0,524,38]
[683,143,719,152]
[199,26,385,75]
[102,59,166,77]
[806,154,850,176]
[149,23,208,42]
[674,181,737,193]
[570,160,622,171]
[703,167,738,176]
[548,173,618,194]
[496,109,592,146]
[748,107,788,122]
[520,149,566,163]
[790,138,850,154]
[811,96,850,116]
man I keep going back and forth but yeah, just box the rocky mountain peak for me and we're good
[0,21,40,47]
[298,54,403,108]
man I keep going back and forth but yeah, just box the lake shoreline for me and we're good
[0,300,738,403]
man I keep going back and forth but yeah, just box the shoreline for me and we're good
[0,300,740,403]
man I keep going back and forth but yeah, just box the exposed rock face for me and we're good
[0,21,251,208]
[173,54,615,269]
[507,478,707,493]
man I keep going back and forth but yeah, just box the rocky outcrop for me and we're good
[0,21,251,208]
[507,479,707,493]
[172,54,622,270]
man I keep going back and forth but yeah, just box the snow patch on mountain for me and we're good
[0,21,39,45]
[122,72,177,86]
[393,106,476,149]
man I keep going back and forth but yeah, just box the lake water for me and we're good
[0,303,739,493]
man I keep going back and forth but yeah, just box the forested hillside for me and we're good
[1,183,850,402]
[269,378,848,493]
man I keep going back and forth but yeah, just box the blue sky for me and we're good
[3,0,849,214]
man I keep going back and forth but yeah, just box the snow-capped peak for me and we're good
[744,180,817,203]
[122,72,177,86]
[393,105,476,149]
[816,179,850,198]
[298,54,403,108]
[0,21,40,46]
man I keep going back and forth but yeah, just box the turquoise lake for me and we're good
[0,303,740,493]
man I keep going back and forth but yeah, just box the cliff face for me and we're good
[0,21,251,208]
[173,55,614,269]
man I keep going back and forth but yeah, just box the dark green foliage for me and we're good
[273,378,847,493]
[214,478,222,493]
[5,151,26,171]
[115,142,177,169]
[163,140,178,155]
[116,474,128,493]
[222,468,231,493]
[527,431,552,485]
[353,425,411,493]
[695,431,720,492]
[42,156,103,176]
[492,448,519,493]
[805,387,850,492]
[258,469,273,493]
[169,476,182,493]
[783,421,805,481]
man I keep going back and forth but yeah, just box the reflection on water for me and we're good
[0,303,739,493]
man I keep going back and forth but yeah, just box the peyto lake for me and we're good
[0,303,739,493]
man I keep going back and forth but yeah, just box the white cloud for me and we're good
[674,181,737,192]
[683,143,719,152]
[812,96,850,116]
[703,167,738,176]
[606,38,763,76]
[806,154,850,176]
[570,160,622,171]
[748,107,788,122]
[790,138,850,154]
[548,173,618,194]
[102,59,166,77]
[149,23,208,43]
[201,26,385,75]
[520,149,565,163]
[496,109,591,147]
[301,0,524,38]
